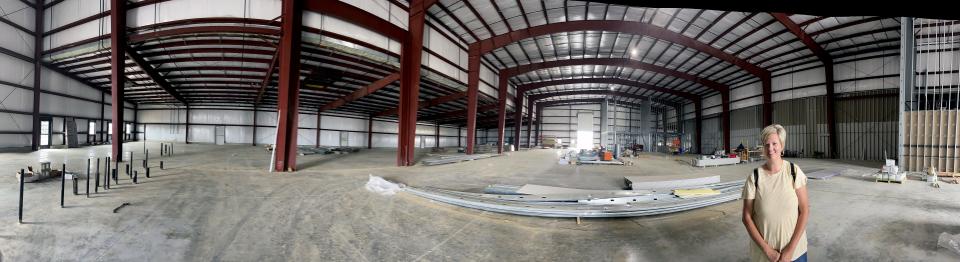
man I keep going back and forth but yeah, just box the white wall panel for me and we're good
[772,85,827,102]
[0,134,30,147]
[731,81,762,101]
[731,96,763,111]
[0,53,33,87]
[42,68,103,101]
[190,109,252,125]
[224,126,252,144]
[39,94,101,119]
[143,124,186,143]
[44,0,104,30]
[188,125,214,143]
[0,113,31,131]
[773,66,825,92]
[480,65,497,87]
[0,21,33,57]
[1,0,34,31]
[44,19,105,51]
[0,85,32,111]
[306,13,393,54]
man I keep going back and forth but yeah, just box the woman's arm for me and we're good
[743,199,779,261]
[778,186,809,262]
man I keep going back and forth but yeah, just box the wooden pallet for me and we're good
[938,172,960,178]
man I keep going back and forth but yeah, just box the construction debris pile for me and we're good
[421,154,500,166]
[296,146,360,156]
[383,175,741,218]
[15,162,63,183]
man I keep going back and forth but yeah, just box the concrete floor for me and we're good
[0,142,958,261]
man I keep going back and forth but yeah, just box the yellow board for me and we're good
[673,188,720,198]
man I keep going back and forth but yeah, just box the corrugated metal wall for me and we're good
[837,93,899,161]
[682,119,697,153]
[701,116,722,153]
[730,105,763,149]
[772,96,829,158]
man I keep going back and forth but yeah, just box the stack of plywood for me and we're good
[903,110,959,172]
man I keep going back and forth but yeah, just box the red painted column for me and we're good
[513,94,523,150]
[273,0,303,172]
[495,75,508,154]
[465,47,480,155]
[397,0,428,166]
[367,116,373,149]
[762,75,773,126]
[535,104,543,147]
[110,0,126,160]
[721,91,731,153]
[525,99,533,148]
[824,61,837,158]
[695,101,703,154]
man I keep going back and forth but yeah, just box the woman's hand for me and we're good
[777,248,793,262]
[764,247,780,262]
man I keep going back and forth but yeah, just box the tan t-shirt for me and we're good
[742,160,808,261]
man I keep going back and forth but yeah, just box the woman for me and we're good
[742,124,810,262]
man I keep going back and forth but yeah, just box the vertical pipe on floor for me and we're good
[86,158,90,197]
[60,163,65,208]
[19,168,24,223]
[95,158,100,193]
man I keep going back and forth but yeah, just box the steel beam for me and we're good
[368,116,374,149]
[110,0,125,159]
[773,13,836,158]
[375,92,465,117]
[304,0,406,41]
[496,75,508,154]
[526,99,533,148]
[465,47,481,155]
[513,93,523,150]
[422,104,497,122]
[272,0,303,172]
[30,0,42,151]
[126,49,187,104]
[898,17,914,168]
[255,48,280,105]
[519,77,697,101]
[252,105,258,146]
[396,0,431,166]
[185,105,190,143]
[320,72,399,112]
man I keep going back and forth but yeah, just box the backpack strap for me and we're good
[790,162,796,183]
[753,168,759,196]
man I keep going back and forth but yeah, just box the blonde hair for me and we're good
[760,124,787,156]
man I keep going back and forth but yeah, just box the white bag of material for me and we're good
[365,175,402,196]
[940,232,960,256]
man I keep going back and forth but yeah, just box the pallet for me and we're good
[938,172,960,178]
[875,172,905,184]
